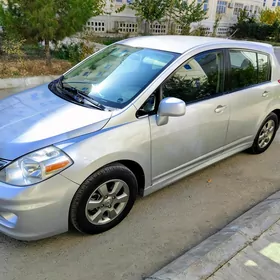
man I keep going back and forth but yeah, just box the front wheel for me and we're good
[70,163,138,234]
[249,112,278,154]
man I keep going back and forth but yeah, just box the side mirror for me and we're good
[156,97,186,126]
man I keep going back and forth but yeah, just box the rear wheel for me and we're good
[70,163,138,234]
[249,112,278,154]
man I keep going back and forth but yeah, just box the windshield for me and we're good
[61,44,179,109]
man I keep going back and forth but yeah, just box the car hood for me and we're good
[0,84,112,160]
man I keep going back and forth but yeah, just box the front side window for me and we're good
[162,50,224,104]
[229,49,270,91]
[61,44,179,109]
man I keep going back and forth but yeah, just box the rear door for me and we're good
[224,48,273,151]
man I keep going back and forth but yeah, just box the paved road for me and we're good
[0,48,280,280]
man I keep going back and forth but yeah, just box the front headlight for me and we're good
[0,146,73,186]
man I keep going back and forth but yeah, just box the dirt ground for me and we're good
[0,59,72,78]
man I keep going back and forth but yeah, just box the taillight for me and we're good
[278,80,280,84]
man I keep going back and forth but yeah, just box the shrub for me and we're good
[52,42,94,64]
[230,22,275,41]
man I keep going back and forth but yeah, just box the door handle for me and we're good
[262,91,269,97]
[214,105,227,113]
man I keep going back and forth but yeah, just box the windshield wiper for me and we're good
[56,76,106,111]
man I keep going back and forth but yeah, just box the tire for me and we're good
[248,112,278,154]
[70,163,138,234]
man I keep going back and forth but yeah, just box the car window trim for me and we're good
[225,48,272,94]
[136,89,161,118]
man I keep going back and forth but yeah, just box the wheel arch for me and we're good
[91,160,146,197]
[117,160,146,197]
[271,109,280,128]
[71,159,146,198]
[68,159,146,231]
[256,105,280,135]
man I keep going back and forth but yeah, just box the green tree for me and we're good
[237,8,256,24]
[272,19,280,41]
[130,0,170,34]
[212,13,222,37]
[170,0,208,35]
[0,0,115,66]
[260,8,276,25]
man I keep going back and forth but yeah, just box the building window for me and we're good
[273,0,276,6]
[198,0,208,10]
[233,3,243,15]
[118,22,138,33]
[217,27,229,36]
[217,1,227,14]
[263,0,266,7]
[203,0,208,11]
[116,0,122,2]
[86,21,106,32]
[278,0,280,6]
[150,23,167,34]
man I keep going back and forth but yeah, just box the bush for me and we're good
[86,35,130,46]
[230,22,275,41]
[22,44,45,58]
[1,34,25,57]
[52,42,94,64]
[190,25,206,36]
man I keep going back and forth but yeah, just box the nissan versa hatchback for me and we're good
[0,36,279,240]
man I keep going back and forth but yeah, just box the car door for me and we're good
[224,49,273,151]
[148,49,230,186]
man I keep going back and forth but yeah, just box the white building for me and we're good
[263,0,280,9]
[85,0,264,37]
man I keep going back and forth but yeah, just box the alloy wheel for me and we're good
[85,180,130,225]
[258,119,275,149]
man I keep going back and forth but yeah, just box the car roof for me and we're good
[119,35,273,54]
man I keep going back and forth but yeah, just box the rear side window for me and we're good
[258,53,270,83]
[229,50,258,91]
[229,49,271,91]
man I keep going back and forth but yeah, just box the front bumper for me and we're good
[0,174,79,241]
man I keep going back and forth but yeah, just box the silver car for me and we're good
[0,36,279,240]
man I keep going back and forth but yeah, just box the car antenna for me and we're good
[226,28,239,39]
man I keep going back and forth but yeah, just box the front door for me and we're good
[149,49,230,185]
